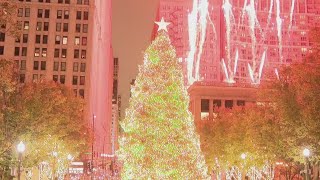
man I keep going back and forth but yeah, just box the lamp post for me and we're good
[303,148,310,180]
[241,153,246,180]
[91,114,96,180]
[67,154,73,179]
[52,151,58,180]
[17,141,25,180]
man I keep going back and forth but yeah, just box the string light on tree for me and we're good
[118,18,209,179]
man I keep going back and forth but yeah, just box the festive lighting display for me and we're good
[185,0,310,85]
[118,30,209,179]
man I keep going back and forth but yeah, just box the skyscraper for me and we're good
[155,0,320,85]
[154,0,320,121]
[0,0,113,164]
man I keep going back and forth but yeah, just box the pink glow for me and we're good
[157,0,320,85]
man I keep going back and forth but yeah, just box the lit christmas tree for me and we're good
[118,18,209,179]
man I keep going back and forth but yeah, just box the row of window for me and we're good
[13,47,87,59]
[15,60,86,73]
[20,21,88,34]
[18,0,89,5]
[18,8,89,20]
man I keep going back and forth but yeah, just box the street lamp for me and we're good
[241,153,247,180]
[303,148,310,180]
[52,151,58,180]
[17,141,25,180]
[241,153,246,160]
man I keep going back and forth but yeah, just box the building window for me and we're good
[76,11,81,20]
[80,63,86,72]
[73,62,78,72]
[41,61,46,70]
[58,0,63,3]
[74,49,79,58]
[62,36,68,45]
[84,12,89,20]
[237,100,245,106]
[36,22,42,31]
[0,46,3,55]
[14,47,20,56]
[25,8,30,17]
[35,35,41,44]
[82,37,87,45]
[64,10,69,19]
[20,74,25,83]
[42,48,47,57]
[33,61,39,70]
[80,76,85,85]
[77,0,82,4]
[56,23,61,32]
[20,60,26,70]
[72,76,78,85]
[43,35,48,44]
[22,47,27,56]
[65,0,70,4]
[76,24,81,32]
[44,22,49,31]
[83,24,88,33]
[201,99,209,112]
[0,33,5,42]
[37,9,43,18]
[54,49,59,58]
[213,99,221,110]
[63,23,68,32]
[60,75,65,84]
[44,9,50,18]
[75,37,80,45]
[61,62,66,71]
[225,100,233,109]
[53,75,58,82]
[34,48,40,57]
[61,49,67,58]
[55,35,61,44]
[57,10,62,19]
[18,8,23,17]
[84,0,89,5]
[24,21,29,30]
[79,89,84,98]
[81,50,86,59]
[22,34,28,43]
[53,61,59,71]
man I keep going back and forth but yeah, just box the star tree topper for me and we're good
[155,17,170,32]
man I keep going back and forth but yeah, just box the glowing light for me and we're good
[303,148,310,157]
[241,153,246,160]
[275,68,280,80]
[17,141,26,153]
[276,0,283,63]
[289,0,296,30]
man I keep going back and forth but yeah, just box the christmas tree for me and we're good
[118,19,209,179]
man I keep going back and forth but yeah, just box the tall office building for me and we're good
[155,0,320,121]
[0,0,113,163]
[111,57,119,154]
[155,0,320,85]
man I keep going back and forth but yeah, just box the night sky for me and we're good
[113,0,160,118]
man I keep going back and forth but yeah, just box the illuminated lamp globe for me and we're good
[67,154,73,160]
[17,141,26,153]
[303,148,310,157]
[241,153,246,160]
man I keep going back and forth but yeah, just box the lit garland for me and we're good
[118,31,209,179]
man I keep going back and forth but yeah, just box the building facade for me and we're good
[156,0,320,85]
[0,0,113,165]
[155,0,320,120]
